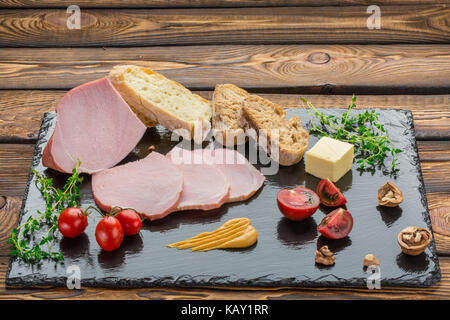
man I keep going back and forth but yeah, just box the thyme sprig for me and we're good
[8,159,84,263]
[302,95,401,172]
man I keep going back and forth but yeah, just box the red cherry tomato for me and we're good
[95,216,124,251]
[116,209,142,236]
[317,208,353,239]
[57,207,88,239]
[277,187,320,221]
[317,179,347,207]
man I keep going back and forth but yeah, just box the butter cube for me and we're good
[305,137,354,182]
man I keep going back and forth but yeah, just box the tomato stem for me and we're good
[84,205,104,217]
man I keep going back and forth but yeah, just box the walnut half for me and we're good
[397,226,432,256]
[377,181,403,207]
[315,245,336,266]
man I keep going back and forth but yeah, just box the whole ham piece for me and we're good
[42,77,146,174]
[167,147,230,211]
[92,152,183,221]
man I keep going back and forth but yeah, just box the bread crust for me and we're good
[109,65,211,143]
[212,84,249,147]
[239,95,308,166]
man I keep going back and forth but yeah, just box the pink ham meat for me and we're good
[92,152,183,221]
[209,148,265,202]
[167,147,230,211]
[42,77,146,174]
[168,146,265,205]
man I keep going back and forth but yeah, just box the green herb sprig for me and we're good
[302,95,401,172]
[8,159,84,263]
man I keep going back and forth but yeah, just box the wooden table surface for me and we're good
[0,1,449,300]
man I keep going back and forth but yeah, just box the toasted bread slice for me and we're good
[239,95,309,166]
[109,65,212,142]
[212,84,250,147]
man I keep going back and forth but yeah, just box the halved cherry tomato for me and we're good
[317,179,347,207]
[277,187,320,221]
[116,209,142,236]
[317,208,353,239]
[57,207,88,239]
[95,216,124,251]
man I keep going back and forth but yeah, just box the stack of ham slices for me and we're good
[92,147,265,221]
[43,77,266,221]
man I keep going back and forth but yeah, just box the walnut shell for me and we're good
[377,181,403,207]
[397,226,432,256]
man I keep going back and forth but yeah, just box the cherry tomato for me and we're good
[116,209,142,236]
[277,187,320,221]
[95,216,124,251]
[317,208,353,239]
[317,179,347,207]
[57,207,88,239]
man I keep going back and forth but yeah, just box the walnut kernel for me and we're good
[363,253,380,267]
[315,245,336,266]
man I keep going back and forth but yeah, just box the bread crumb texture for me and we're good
[121,66,211,123]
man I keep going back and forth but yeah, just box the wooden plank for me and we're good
[417,141,450,162]
[0,195,448,299]
[421,162,450,193]
[2,1,450,9]
[0,91,448,143]
[0,6,449,47]
[0,45,449,94]
[0,144,34,198]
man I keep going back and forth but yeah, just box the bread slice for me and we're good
[212,84,250,147]
[239,95,309,166]
[109,65,212,142]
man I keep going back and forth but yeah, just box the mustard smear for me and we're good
[167,218,257,251]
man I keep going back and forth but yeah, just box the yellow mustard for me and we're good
[167,218,257,252]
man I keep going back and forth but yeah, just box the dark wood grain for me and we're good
[421,162,450,193]
[1,45,449,94]
[0,144,34,198]
[417,141,450,162]
[2,1,450,8]
[0,91,448,143]
[0,6,449,47]
[0,197,21,256]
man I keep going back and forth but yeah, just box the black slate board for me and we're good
[6,108,441,288]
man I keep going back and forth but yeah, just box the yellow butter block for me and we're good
[305,137,354,182]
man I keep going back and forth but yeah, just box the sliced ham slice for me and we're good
[209,148,266,202]
[167,147,230,211]
[42,77,146,174]
[168,146,265,205]
[92,152,183,221]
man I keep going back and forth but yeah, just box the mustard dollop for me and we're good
[167,218,257,251]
